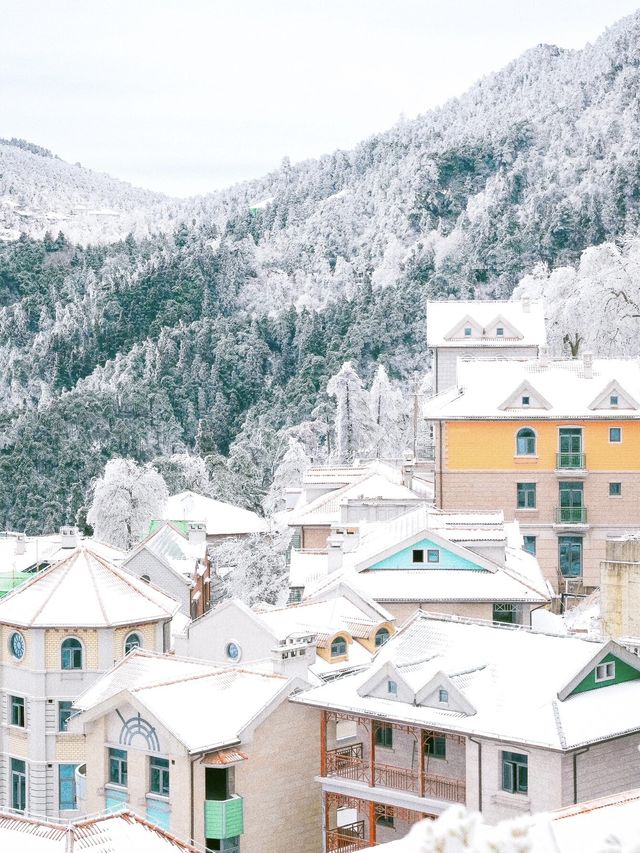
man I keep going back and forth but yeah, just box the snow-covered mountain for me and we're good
[2,10,640,532]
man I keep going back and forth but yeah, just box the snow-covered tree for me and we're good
[327,362,373,463]
[210,530,291,607]
[368,364,405,459]
[263,436,311,515]
[87,458,168,550]
[152,452,214,496]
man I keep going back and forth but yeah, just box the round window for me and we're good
[226,641,241,662]
[10,631,25,660]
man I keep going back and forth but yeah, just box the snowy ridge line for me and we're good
[405,609,602,643]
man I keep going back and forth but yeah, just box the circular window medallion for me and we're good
[10,631,25,660]
[225,641,241,662]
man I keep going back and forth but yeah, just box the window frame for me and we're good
[58,763,78,811]
[610,394,619,407]
[11,758,26,812]
[124,632,142,656]
[515,427,536,456]
[516,482,536,509]
[411,548,425,564]
[331,636,347,657]
[609,427,622,443]
[426,549,440,563]
[387,679,397,696]
[522,535,537,555]
[424,735,446,759]
[375,627,390,648]
[149,755,170,797]
[496,326,505,336]
[595,661,615,682]
[58,700,74,732]
[61,637,84,671]
[10,695,25,728]
[464,327,472,337]
[375,723,393,748]
[609,482,622,497]
[108,748,128,787]
[501,751,528,795]
[438,688,449,703]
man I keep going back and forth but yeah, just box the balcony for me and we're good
[204,795,244,840]
[555,506,588,525]
[325,745,465,804]
[326,821,367,853]
[556,452,586,470]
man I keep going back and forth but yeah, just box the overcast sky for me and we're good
[1,0,639,197]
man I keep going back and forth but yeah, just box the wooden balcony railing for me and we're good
[326,821,368,853]
[325,747,465,804]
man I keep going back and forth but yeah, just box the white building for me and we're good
[0,547,179,818]
[159,491,268,541]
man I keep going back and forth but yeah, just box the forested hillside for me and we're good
[2,11,640,532]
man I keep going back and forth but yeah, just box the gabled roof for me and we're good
[0,547,180,628]
[498,379,552,411]
[73,649,296,753]
[427,299,546,349]
[426,357,640,420]
[124,521,202,586]
[161,491,268,535]
[293,612,640,749]
[587,379,640,411]
[0,809,201,852]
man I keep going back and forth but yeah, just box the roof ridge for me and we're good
[551,698,567,749]
[24,550,80,625]
[86,550,111,625]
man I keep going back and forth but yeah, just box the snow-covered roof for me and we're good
[161,491,268,535]
[73,649,294,753]
[290,472,423,527]
[426,299,546,348]
[425,357,640,419]
[0,547,180,628]
[125,521,204,585]
[0,809,201,852]
[0,531,124,575]
[294,611,640,750]
[539,788,640,853]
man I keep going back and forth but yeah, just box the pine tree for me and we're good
[369,364,405,460]
[326,362,374,463]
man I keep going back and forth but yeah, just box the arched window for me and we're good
[140,574,151,583]
[124,633,142,655]
[61,638,83,670]
[516,428,536,456]
[331,636,347,657]
[375,628,390,648]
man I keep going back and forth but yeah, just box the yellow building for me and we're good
[425,353,640,596]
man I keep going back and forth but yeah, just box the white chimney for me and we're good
[271,633,316,680]
[15,534,26,556]
[187,521,207,546]
[522,296,531,313]
[327,536,344,573]
[284,488,302,511]
[583,351,593,380]
[329,525,360,554]
[539,345,549,368]
[60,526,79,549]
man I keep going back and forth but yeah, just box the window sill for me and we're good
[513,456,538,463]
[146,792,171,803]
[493,791,531,809]
[105,783,128,793]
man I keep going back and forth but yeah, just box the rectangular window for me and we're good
[559,536,583,578]
[425,735,446,759]
[426,549,439,563]
[109,748,128,786]
[517,482,536,509]
[610,395,619,407]
[496,327,504,336]
[595,661,615,682]
[375,724,393,748]
[522,395,530,406]
[11,758,26,812]
[438,689,449,703]
[610,427,622,443]
[558,481,584,523]
[522,535,537,555]
[502,751,528,794]
[609,482,622,496]
[58,763,78,811]
[376,814,395,828]
[149,756,170,796]
[59,701,73,732]
[387,680,397,695]
[493,603,518,625]
[412,549,424,564]
[464,327,472,337]
[10,696,25,728]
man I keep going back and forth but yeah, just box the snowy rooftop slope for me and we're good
[425,357,640,419]
[0,809,201,852]
[426,299,546,348]
[125,522,204,584]
[73,649,291,753]
[294,612,638,749]
[0,531,124,575]
[290,472,424,527]
[0,547,180,628]
[161,490,268,535]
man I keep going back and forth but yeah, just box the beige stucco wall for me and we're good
[112,622,157,661]
[380,601,495,626]
[45,628,100,671]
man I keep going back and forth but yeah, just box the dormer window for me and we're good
[412,549,425,564]
[595,661,615,682]
[438,689,449,703]
[427,549,439,563]
[496,327,504,336]
[522,395,530,406]
[464,327,472,337]
[610,395,619,407]
[331,636,347,657]
[387,680,397,695]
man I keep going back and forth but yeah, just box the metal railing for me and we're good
[556,452,586,469]
[326,744,367,782]
[326,821,367,853]
[422,773,466,803]
[555,506,587,524]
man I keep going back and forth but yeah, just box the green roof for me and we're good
[0,572,32,597]
[148,519,189,536]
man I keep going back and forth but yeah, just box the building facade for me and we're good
[0,547,179,818]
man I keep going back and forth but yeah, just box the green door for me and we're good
[559,536,583,577]
[558,428,583,468]
[559,482,584,523]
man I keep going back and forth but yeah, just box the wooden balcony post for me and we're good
[321,710,327,776]
[370,722,376,788]
[419,729,425,798]
[369,799,376,846]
